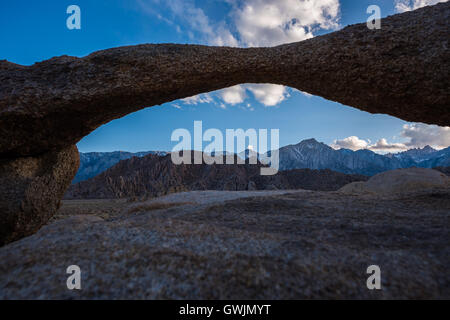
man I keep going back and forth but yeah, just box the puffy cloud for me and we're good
[367,139,408,153]
[178,84,289,108]
[331,136,370,151]
[140,0,342,108]
[394,0,448,12]
[246,84,289,106]
[401,123,450,149]
[232,0,340,47]
[219,85,246,105]
[144,0,341,48]
[332,136,408,153]
[332,124,450,154]
[216,84,289,107]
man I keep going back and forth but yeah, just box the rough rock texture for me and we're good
[74,151,167,183]
[434,166,450,176]
[0,189,449,299]
[0,145,79,246]
[0,3,449,158]
[339,167,450,195]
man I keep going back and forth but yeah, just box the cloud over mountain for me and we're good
[395,0,448,12]
[332,124,450,153]
[401,123,450,149]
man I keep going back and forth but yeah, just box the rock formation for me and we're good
[0,3,449,244]
[0,146,79,245]
[1,189,449,299]
[339,167,450,195]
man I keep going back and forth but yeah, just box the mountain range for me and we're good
[250,139,450,176]
[65,152,367,199]
[73,139,450,183]
[73,151,167,183]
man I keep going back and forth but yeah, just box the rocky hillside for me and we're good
[74,151,167,183]
[434,166,450,176]
[65,152,367,199]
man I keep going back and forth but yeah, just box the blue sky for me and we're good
[1,0,448,153]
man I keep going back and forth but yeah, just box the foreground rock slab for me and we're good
[0,145,79,246]
[339,167,450,195]
[1,3,449,158]
[0,189,449,299]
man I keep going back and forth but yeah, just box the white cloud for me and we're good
[368,139,408,153]
[332,136,408,153]
[210,24,240,47]
[331,136,370,151]
[394,0,448,12]
[137,0,239,46]
[232,0,340,47]
[401,123,450,149]
[331,124,450,154]
[216,84,289,107]
[219,85,246,104]
[246,84,289,106]
[140,0,343,108]
[181,93,213,105]
[178,84,289,108]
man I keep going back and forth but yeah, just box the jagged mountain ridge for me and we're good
[65,152,367,199]
[73,139,450,184]
[74,151,167,183]
[257,139,449,176]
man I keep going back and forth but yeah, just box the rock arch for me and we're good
[0,3,449,245]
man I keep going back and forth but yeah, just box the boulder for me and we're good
[339,168,450,195]
[0,145,79,245]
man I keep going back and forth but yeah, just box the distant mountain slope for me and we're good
[73,151,167,183]
[65,152,367,199]
[262,139,449,176]
[388,145,437,162]
[266,139,404,176]
[416,148,450,168]
[73,140,450,184]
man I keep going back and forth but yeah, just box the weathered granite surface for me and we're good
[0,188,449,299]
[0,145,79,246]
[339,167,450,195]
